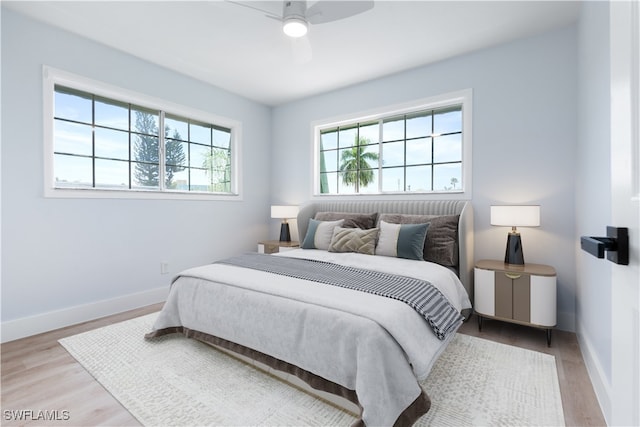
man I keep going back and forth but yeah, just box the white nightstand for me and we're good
[474,259,557,346]
[257,240,300,254]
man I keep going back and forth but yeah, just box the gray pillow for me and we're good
[314,212,378,229]
[328,227,379,255]
[378,214,460,267]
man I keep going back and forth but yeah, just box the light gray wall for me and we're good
[271,26,579,331]
[576,0,612,416]
[1,9,272,324]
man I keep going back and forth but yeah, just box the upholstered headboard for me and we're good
[297,200,474,301]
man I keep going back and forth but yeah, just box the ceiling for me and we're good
[4,1,581,106]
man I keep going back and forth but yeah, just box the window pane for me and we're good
[207,148,231,184]
[406,112,431,139]
[321,130,338,150]
[190,143,211,168]
[360,144,379,169]
[95,159,129,188]
[382,141,404,167]
[406,165,432,192]
[165,116,188,141]
[54,120,92,156]
[406,137,431,165]
[190,122,211,145]
[320,172,337,194]
[339,147,358,171]
[382,117,404,142]
[54,154,92,187]
[95,128,129,160]
[382,167,404,192]
[321,150,338,172]
[132,108,158,135]
[132,135,159,164]
[358,169,378,194]
[338,176,356,194]
[434,106,462,135]
[165,141,186,189]
[95,97,128,130]
[165,140,188,167]
[211,181,231,193]
[338,126,357,148]
[55,87,92,124]
[359,122,379,144]
[213,127,231,149]
[434,134,461,163]
[132,162,159,188]
[171,168,189,190]
[190,168,210,191]
[433,163,462,191]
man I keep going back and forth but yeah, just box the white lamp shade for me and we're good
[490,205,540,227]
[283,17,308,37]
[271,205,299,219]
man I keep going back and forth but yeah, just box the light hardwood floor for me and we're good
[1,305,606,426]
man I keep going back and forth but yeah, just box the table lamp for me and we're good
[271,205,299,242]
[490,205,540,265]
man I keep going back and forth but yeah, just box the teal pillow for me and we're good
[376,220,429,260]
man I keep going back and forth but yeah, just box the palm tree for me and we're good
[339,136,379,192]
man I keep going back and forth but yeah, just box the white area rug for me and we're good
[59,313,565,426]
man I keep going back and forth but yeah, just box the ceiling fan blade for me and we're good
[306,0,374,25]
[226,1,283,20]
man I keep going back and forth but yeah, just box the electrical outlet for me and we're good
[160,262,169,275]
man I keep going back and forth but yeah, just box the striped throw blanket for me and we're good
[217,253,464,340]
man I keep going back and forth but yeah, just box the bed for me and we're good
[146,200,474,426]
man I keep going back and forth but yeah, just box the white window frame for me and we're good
[43,66,243,200]
[311,89,472,199]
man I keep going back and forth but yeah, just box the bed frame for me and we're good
[297,199,474,302]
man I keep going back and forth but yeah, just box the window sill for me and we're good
[45,187,242,201]
[311,190,468,201]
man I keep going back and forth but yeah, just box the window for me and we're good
[314,90,471,197]
[44,67,240,199]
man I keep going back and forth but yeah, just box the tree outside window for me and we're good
[318,104,463,195]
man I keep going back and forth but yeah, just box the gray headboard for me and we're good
[297,200,474,301]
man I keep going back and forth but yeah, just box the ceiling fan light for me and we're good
[283,17,308,38]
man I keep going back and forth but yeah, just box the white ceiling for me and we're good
[4,1,581,106]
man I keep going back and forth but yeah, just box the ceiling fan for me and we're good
[231,1,374,37]
[277,0,374,38]
[229,1,374,62]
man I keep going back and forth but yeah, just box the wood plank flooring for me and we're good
[1,305,606,426]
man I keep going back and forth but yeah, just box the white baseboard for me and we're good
[577,327,612,425]
[1,287,168,343]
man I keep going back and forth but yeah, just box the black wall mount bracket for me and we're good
[580,226,629,265]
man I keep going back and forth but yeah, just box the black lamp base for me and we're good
[279,222,291,242]
[505,232,524,265]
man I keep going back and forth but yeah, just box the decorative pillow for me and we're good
[375,220,429,260]
[423,215,460,267]
[378,214,460,267]
[314,212,378,229]
[328,227,379,255]
[301,219,344,250]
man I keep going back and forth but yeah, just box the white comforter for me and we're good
[150,249,471,426]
